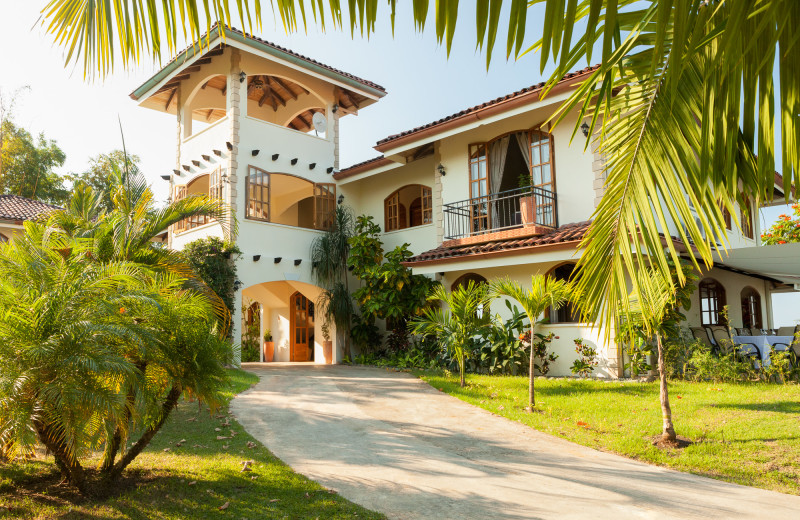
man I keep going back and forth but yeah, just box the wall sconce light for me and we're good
[274,257,282,264]
[290,158,298,165]
[160,174,171,180]
[337,194,345,205]
[326,167,334,174]
[239,71,247,83]
[437,163,446,176]
[309,163,316,170]
[332,104,339,113]
[253,254,261,261]
[252,149,260,156]
[294,259,302,266]
[226,141,233,151]
[202,154,210,161]
[272,153,279,161]
[580,122,590,137]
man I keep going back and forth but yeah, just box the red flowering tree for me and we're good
[762,204,800,245]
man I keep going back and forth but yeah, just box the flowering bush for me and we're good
[571,338,598,377]
[521,331,560,375]
[761,203,800,245]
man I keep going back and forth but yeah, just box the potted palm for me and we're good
[518,173,536,227]
[321,322,333,364]
[263,329,274,362]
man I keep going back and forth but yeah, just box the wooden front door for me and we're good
[290,292,314,362]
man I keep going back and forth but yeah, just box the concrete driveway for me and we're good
[232,364,800,519]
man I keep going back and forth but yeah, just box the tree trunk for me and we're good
[34,420,90,496]
[105,385,182,484]
[656,333,676,441]
[528,325,535,408]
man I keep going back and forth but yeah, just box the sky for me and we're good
[0,1,796,325]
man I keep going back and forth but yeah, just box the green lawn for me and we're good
[416,371,800,495]
[0,369,384,520]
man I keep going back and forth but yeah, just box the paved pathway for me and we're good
[232,364,800,519]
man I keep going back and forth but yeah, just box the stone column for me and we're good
[227,48,243,367]
[592,141,606,208]
[434,142,445,245]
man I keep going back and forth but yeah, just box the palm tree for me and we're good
[492,275,575,408]
[411,281,493,387]
[311,205,355,359]
[40,0,798,352]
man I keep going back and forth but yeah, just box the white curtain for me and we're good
[515,132,531,172]
[488,136,510,229]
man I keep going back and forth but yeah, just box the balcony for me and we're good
[442,186,557,246]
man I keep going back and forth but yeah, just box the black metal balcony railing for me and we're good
[443,186,557,241]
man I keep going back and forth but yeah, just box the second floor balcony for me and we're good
[443,186,558,246]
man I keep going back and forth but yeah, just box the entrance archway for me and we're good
[290,291,315,362]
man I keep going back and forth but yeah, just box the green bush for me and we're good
[571,338,598,377]
[474,302,530,375]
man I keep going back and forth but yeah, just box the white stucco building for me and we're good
[131,26,799,375]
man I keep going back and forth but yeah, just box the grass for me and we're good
[415,371,800,495]
[0,369,385,520]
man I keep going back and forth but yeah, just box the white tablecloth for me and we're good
[733,336,794,365]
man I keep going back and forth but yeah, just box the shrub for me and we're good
[475,302,529,375]
[350,313,383,356]
[571,338,598,377]
[529,332,558,375]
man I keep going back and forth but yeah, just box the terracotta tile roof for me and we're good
[132,24,385,99]
[334,155,393,179]
[407,221,591,265]
[0,195,60,222]
[376,65,600,148]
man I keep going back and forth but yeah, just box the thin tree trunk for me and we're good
[656,333,676,441]
[105,385,181,483]
[34,420,90,496]
[528,325,535,408]
[459,348,466,387]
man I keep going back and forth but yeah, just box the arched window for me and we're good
[699,279,727,326]
[548,263,578,323]
[740,287,762,329]
[451,273,488,292]
[384,185,432,232]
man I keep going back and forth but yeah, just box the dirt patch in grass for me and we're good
[651,434,694,450]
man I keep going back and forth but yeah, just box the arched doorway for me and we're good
[740,287,763,329]
[547,263,578,323]
[290,292,315,362]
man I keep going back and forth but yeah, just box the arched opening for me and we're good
[172,169,224,233]
[244,74,327,134]
[185,74,228,138]
[547,263,578,323]
[241,300,262,362]
[699,278,727,326]
[740,287,762,329]
[451,273,488,292]
[245,167,335,230]
[0,233,9,242]
[384,185,432,232]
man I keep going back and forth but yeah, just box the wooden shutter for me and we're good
[385,191,400,231]
[468,143,489,234]
[246,167,270,221]
[209,167,224,201]
[422,186,433,224]
[173,185,187,233]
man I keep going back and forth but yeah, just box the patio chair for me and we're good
[736,327,752,336]
[690,327,715,351]
[773,326,800,366]
[709,327,760,362]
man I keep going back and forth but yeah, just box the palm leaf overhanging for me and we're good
[40,1,798,333]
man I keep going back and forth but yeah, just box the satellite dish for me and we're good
[312,112,327,134]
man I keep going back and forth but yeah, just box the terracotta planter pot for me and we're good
[519,195,536,227]
[322,341,333,364]
[263,341,274,362]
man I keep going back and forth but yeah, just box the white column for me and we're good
[259,302,266,362]
[231,286,243,366]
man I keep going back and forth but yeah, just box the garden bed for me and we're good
[416,371,800,495]
[0,369,385,519]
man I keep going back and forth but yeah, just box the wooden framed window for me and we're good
[741,198,754,239]
[384,185,432,232]
[313,183,336,230]
[740,287,762,329]
[468,143,489,234]
[173,185,187,233]
[246,166,270,221]
[209,167,224,201]
[530,129,556,224]
[699,278,727,326]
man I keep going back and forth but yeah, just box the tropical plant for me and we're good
[530,332,558,376]
[311,205,355,359]
[349,215,436,348]
[762,203,800,245]
[183,236,241,332]
[492,274,574,407]
[0,225,231,496]
[65,150,142,212]
[241,298,261,362]
[411,281,493,387]
[478,301,529,376]
[570,338,598,378]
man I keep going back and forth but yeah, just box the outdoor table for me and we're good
[733,336,794,366]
